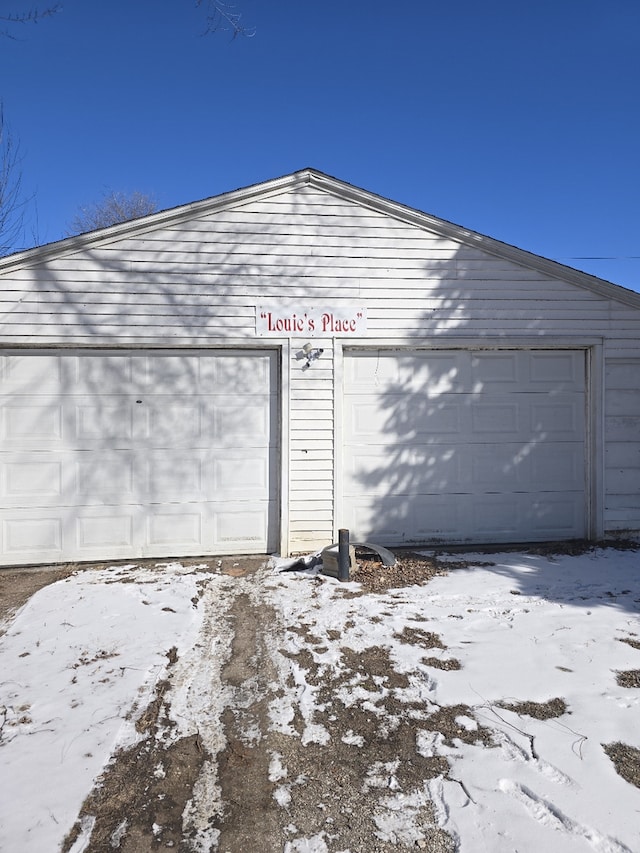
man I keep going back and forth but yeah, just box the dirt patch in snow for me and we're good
[496,697,568,720]
[615,669,640,688]
[422,657,462,671]
[349,550,500,594]
[62,647,210,852]
[617,636,640,651]
[0,566,75,635]
[394,626,446,649]
[59,576,470,852]
[603,742,640,789]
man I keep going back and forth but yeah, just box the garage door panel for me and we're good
[345,439,584,499]
[471,352,520,385]
[470,402,519,433]
[473,442,584,491]
[412,499,463,537]
[144,403,201,444]
[144,453,203,499]
[525,496,582,534]
[473,496,520,536]
[77,512,135,550]
[214,504,269,545]
[346,351,585,395]
[214,454,271,497]
[76,453,136,499]
[4,458,63,499]
[147,509,203,548]
[529,444,584,488]
[348,397,463,439]
[78,356,136,391]
[472,351,584,391]
[76,402,136,442]
[347,393,584,446]
[349,498,415,542]
[141,356,201,391]
[211,400,272,444]
[0,350,279,564]
[2,403,63,443]
[530,400,584,434]
[528,351,583,385]
[3,514,63,557]
[345,446,462,496]
[207,353,275,390]
[352,495,464,543]
[1,353,65,390]
[345,351,471,393]
[343,350,587,545]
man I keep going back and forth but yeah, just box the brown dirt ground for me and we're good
[0,564,75,636]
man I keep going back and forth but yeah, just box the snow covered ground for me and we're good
[0,548,639,852]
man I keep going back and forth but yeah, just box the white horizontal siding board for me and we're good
[0,288,614,311]
[605,468,640,493]
[16,258,606,287]
[288,338,335,553]
[0,316,255,332]
[607,390,640,416]
[0,284,609,308]
[132,230,463,252]
[114,240,464,259]
[606,443,640,467]
[184,209,417,229]
[5,276,614,302]
[1,303,257,320]
[165,221,426,240]
[605,341,640,359]
[605,345,640,359]
[290,473,335,484]
[292,409,334,422]
[289,503,334,516]
[365,307,612,320]
[606,360,640,388]
[291,390,334,402]
[603,358,640,535]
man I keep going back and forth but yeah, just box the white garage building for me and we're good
[1,169,639,566]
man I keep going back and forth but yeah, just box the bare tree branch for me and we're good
[195,0,255,38]
[0,5,61,39]
[67,191,159,236]
[0,105,30,256]
[1,3,253,40]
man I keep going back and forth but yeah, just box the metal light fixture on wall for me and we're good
[296,342,324,370]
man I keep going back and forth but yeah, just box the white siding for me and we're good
[288,339,335,551]
[605,359,640,534]
[1,187,622,345]
[1,178,639,553]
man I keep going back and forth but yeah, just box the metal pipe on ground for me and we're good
[338,528,350,582]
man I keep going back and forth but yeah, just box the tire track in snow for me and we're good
[492,729,577,787]
[499,780,634,853]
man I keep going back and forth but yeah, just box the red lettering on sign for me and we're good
[321,313,358,333]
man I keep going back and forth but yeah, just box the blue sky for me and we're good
[2,0,639,291]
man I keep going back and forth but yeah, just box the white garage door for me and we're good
[343,350,587,545]
[0,350,279,565]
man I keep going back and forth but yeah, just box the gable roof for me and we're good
[2,167,640,309]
